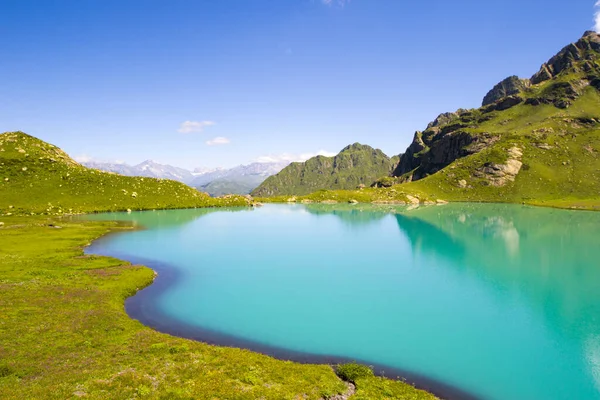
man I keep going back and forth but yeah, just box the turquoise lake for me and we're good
[85,203,600,400]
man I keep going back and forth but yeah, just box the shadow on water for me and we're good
[82,206,251,229]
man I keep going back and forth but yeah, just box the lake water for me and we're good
[84,203,600,400]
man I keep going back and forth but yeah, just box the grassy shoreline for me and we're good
[0,214,437,400]
[255,189,600,211]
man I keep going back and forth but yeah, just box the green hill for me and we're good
[0,131,250,216]
[252,143,397,197]
[260,31,600,210]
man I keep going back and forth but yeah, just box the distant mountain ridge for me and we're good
[83,159,289,196]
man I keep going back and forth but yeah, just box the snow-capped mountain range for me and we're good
[82,159,289,196]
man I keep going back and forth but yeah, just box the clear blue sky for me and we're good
[1,0,598,168]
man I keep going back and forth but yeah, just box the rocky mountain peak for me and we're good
[341,143,372,152]
[530,31,600,85]
[482,76,531,106]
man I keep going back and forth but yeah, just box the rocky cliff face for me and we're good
[531,31,600,84]
[392,110,499,181]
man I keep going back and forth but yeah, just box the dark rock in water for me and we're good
[482,76,530,106]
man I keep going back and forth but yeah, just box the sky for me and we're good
[1,0,599,169]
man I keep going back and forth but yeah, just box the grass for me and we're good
[0,216,437,399]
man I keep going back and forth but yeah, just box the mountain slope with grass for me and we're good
[0,131,250,216]
[392,31,600,209]
[252,143,398,197]
[262,31,600,210]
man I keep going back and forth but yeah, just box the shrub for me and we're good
[336,362,374,382]
[0,364,13,378]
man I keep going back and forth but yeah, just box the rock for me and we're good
[253,202,264,207]
[127,209,132,213]
[458,179,468,188]
[491,95,524,112]
[424,200,436,205]
[0,222,4,227]
[321,200,338,204]
[4,178,8,181]
[131,192,137,198]
[393,128,499,181]
[22,167,27,171]
[348,199,359,204]
[477,146,523,186]
[535,143,553,150]
[286,197,297,202]
[406,194,420,204]
[427,112,458,129]
[436,199,449,205]
[300,199,314,204]
[482,76,530,106]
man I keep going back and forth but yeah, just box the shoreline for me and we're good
[86,228,481,400]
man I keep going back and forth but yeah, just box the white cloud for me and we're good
[206,136,231,146]
[178,120,216,134]
[594,0,600,33]
[254,150,336,163]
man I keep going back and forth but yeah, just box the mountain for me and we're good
[83,160,195,184]
[251,143,397,197]
[392,31,600,192]
[193,162,290,196]
[0,132,249,215]
[199,176,267,197]
[83,160,289,196]
[283,31,600,210]
[188,162,288,189]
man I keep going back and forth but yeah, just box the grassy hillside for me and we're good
[0,216,437,400]
[0,131,250,215]
[252,143,397,196]
[260,32,600,210]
